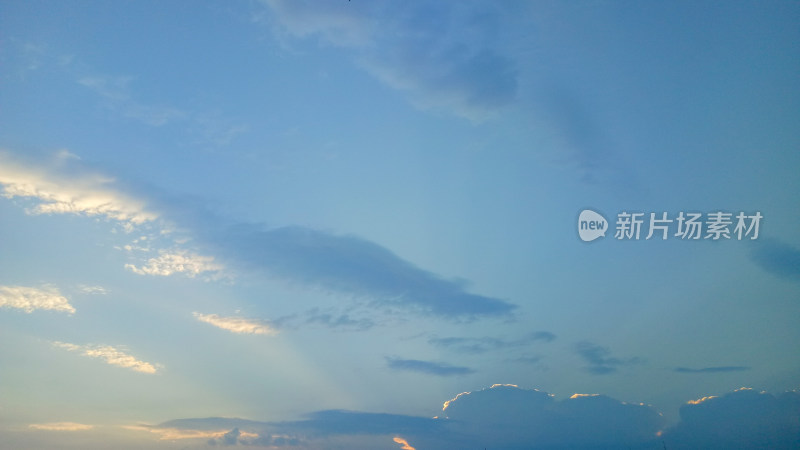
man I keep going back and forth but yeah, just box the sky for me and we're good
[1,1,799,449]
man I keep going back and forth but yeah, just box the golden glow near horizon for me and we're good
[393,436,416,450]
[124,426,259,441]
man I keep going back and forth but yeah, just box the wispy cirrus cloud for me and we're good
[78,76,187,127]
[125,250,224,278]
[386,357,474,377]
[574,341,643,375]
[28,422,94,431]
[264,1,518,120]
[0,285,75,314]
[193,312,277,335]
[53,342,159,374]
[78,74,248,146]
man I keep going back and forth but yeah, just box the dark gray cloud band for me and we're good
[217,225,516,318]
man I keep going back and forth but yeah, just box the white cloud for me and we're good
[76,284,108,295]
[28,422,94,431]
[0,151,157,227]
[125,250,224,278]
[0,285,75,314]
[53,342,159,374]
[193,312,277,335]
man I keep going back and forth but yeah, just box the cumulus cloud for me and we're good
[193,312,277,335]
[217,225,516,318]
[0,150,157,228]
[0,285,75,314]
[663,388,800,449]
[429,331,555,354]
[574,341,643,374]
[750,238,800,281]
[440,384,663,449]
[145,385,800,449]
[386,357,474,376]
[264,0,518,120]
[28,422,94,431]
[675,366,750,373]
[125,250,224,278]
[53,341,159,374]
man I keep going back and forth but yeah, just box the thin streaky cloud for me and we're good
[386,357,474,376]
[675,366,750,373]
[193,312,277,335]
[53,342,158,374]
[0,285,75,314]
[124,425,258,441]
[28,422,94,431]
[429,331,555,354]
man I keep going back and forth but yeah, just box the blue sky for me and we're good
[1,1,799,449]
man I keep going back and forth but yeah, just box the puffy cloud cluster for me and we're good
[0,285,75,314]
[125,250,224,278]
